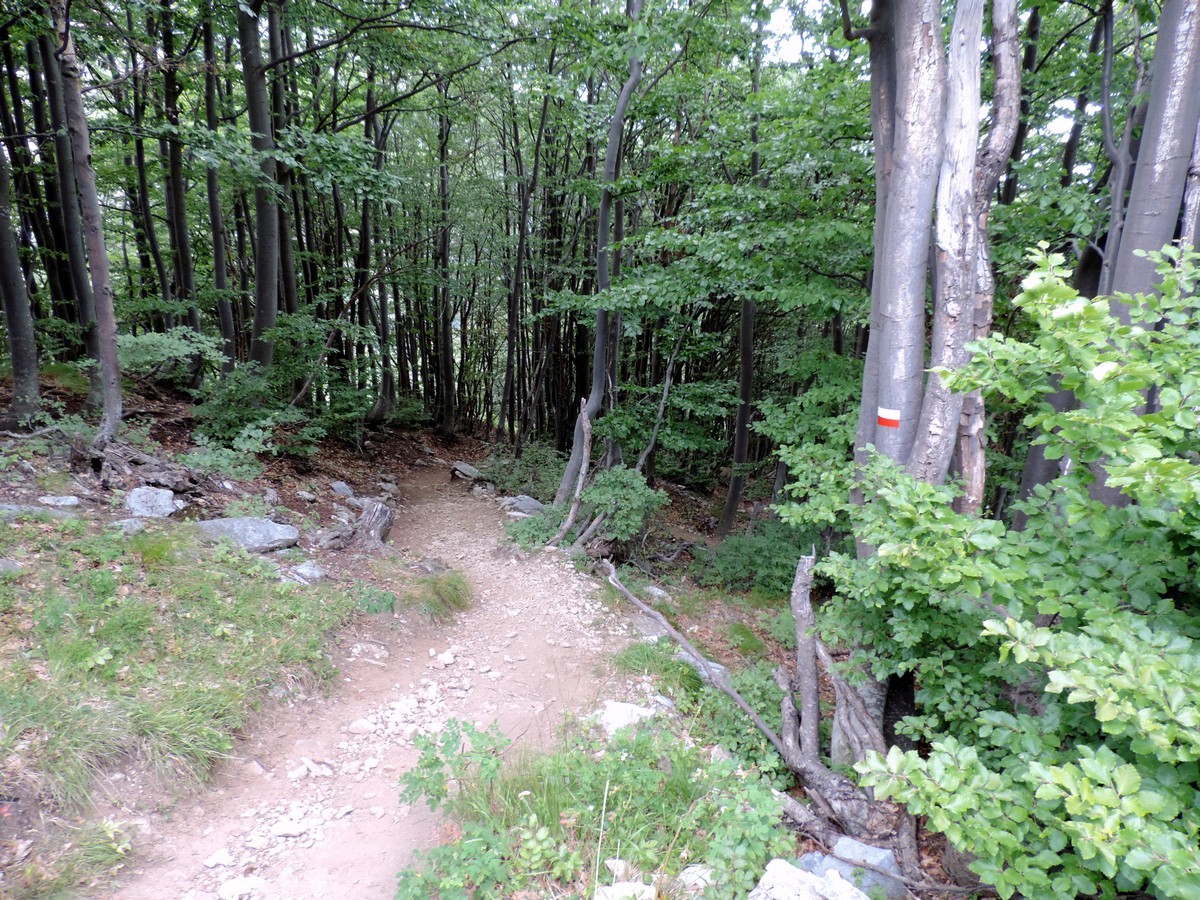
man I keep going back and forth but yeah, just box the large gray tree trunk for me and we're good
[239,0,280,369]
[52,1,122,449]
[1108,0,1200,302]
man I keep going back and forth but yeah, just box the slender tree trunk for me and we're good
[0,148,39,420]
[555,0,644,505]
[435,79,455,437]
[160,0,200,335]
[1107,0,1200,303]
[203,14,236,371]
[39,35,98,401]
[51,1,122,449]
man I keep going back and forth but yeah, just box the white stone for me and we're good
[436,650,455,667]
[347,718,376,735]
[217,875,268,900]
[203,847,235,868]
[747,859,870,900]
[597,701,657,738]
[595,884,655,900]
[269,818,308,838]
[38,495,80,508]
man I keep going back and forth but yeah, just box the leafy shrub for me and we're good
[692,662,794,790]
[579,464,668,542]
[479,443,566,503]
[396,717,793,897]
[839,249,1200,898]
[692,518,830,601]
[117,327,224,386]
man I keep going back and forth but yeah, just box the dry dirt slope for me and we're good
[109,466,635,900]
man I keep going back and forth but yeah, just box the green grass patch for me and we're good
[0,519,356,895]
[409,571,472,622]
[396,718,794,897]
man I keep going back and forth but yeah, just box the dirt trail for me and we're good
[110,467,633,900]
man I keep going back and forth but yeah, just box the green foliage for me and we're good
[504,508,562,548]
[692,662,794,790]
[692,518,832,602]
[762,349,864,533]
[480,443,566,503]
[117,328,224,386]
[397,718,793,897]
[579,465,668,542]
[843,249,1200,899]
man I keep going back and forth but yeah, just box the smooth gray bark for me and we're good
[0,148,39,420]
[238,0,280,369]
[1108,0,1200,304]
[52,1,122,449]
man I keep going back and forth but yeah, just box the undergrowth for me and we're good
[395,718,793,898]
[0,516,357,896]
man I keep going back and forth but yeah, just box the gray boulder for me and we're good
[38,495,80,508]
[110,518,146,536]
[674,650,730,685]
[451,461,483,480]
[287,560,329,584]
[195,517,299,553]
[499,494,545,518]
[330,480,354,498]
[126,486,184,518]
[798,837,906,899]
[0,558,23,575]
[0,503,74,520]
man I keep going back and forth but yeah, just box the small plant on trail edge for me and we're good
[396,718,793,898]
[0,518,357,895]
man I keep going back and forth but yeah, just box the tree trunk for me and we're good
[555,0,644,506]
[1108,0,1200,303]
[51,1,122,449]
[435,79,455,438]
[239,0,280,369]
[0,147,39,420]
[203,13,236,371]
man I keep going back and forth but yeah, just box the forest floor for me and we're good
[102,457,643,900]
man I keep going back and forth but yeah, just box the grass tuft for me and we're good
[411,571,472,622]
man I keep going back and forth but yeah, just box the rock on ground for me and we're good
[498,495,545,517]
[126,486,184,518]
[37,495,80,508]
[748,859,869,900]
[597,700,657,738]
[798,837,906,899]
[451,461,483,480]
[195,517,300,553]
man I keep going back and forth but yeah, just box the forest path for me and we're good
[110,465,633,900]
